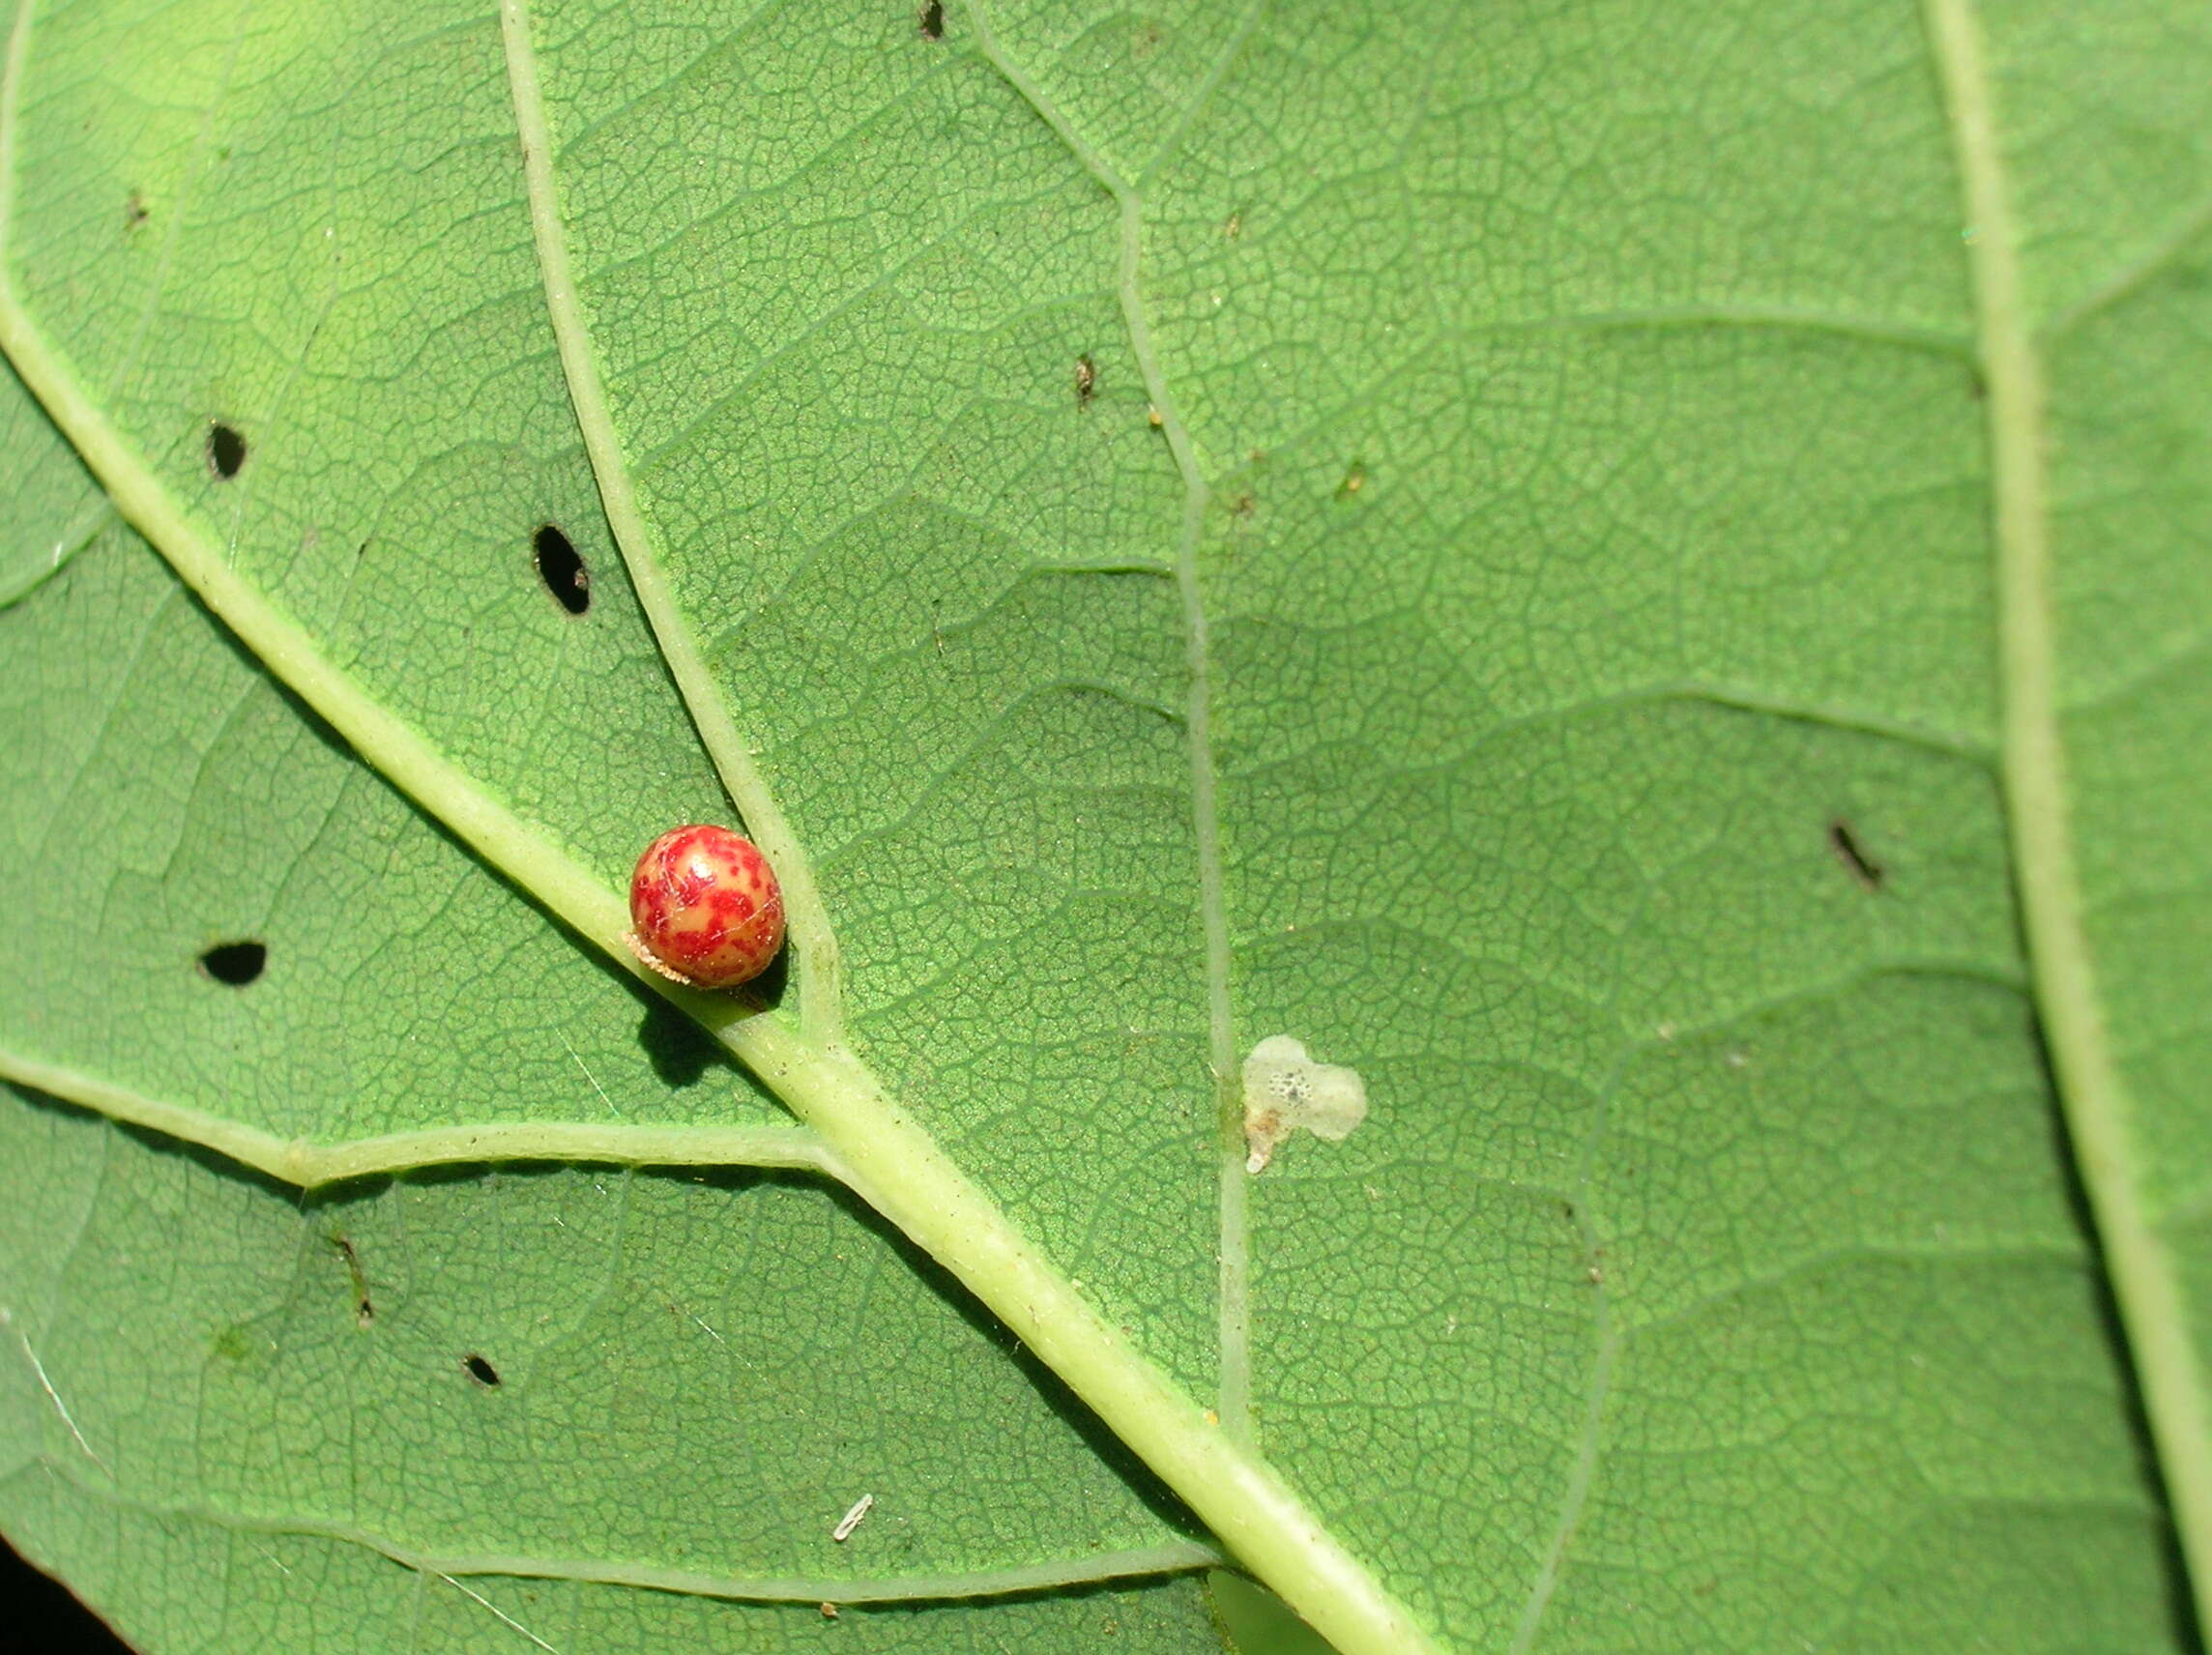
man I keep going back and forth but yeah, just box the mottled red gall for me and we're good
[626,825,785,990]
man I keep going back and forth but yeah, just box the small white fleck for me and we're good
[437,1576,562,1655]
[831,1493,875,1542]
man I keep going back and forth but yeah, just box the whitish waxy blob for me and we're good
[1241,1035,1369,1174]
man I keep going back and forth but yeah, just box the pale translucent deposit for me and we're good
[1240,1035,1369,1174]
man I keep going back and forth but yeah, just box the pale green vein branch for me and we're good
[0,1047,840,1186]
[1927,0,2212,1620]
[102,0,243,409]
[2,8,1435,1648]
[2044,190,2212,342]
[1546,303,1970,357]
[1137,212,1250,1447]
[962,4,1131,195]
[26,1460,1220,1604]
[1508,878,1648,1654]
[963,0,1253,1455]
[1627,681,1993,762]
[1508,1326,1615,1655]
[0,489,108,606]
[934,15,1398,1631]
[1133,0,1267,194]
[499,0,844,1041]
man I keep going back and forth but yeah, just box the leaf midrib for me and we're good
[1926,0,2212,1624]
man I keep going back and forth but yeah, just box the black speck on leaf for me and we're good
[1828,819,1884,892]
[198,940,265,984]
[534,524,591,615]
[207,422,247,479]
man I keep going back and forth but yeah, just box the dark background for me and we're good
[2,1539,131,1654]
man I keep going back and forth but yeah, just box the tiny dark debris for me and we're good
[125,190,148,229]
[1074,353,1097,406]
[207,421,247,479]
[1828,819,1884,892]
[533,523,591,615]
[463,1353,501,1387]
[330,1235,374,1325]
[917,0,945,40]
[198,941,266,986]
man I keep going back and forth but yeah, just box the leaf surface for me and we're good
[2,0,2209,1651]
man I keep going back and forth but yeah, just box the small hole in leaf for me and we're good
[918,1,944,40]
[534,524,590,615]
[198,941,266,985]
[463,1354,500,1386]
[207,422,247,479]
[330,1235,374,1325]
[1828,819,1884,892]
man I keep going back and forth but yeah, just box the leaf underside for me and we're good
[2,1,2209,1653]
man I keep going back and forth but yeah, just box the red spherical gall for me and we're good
[626,825,786,990]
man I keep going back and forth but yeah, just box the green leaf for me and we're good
[2,1,2208,1652]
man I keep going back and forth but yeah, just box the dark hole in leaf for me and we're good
[1828,819,1884,892]
[918,1,944,40]
[207,422,247,479]
[463,1353,500,1386]
[534,524,591,615]
[198,941,266,985]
